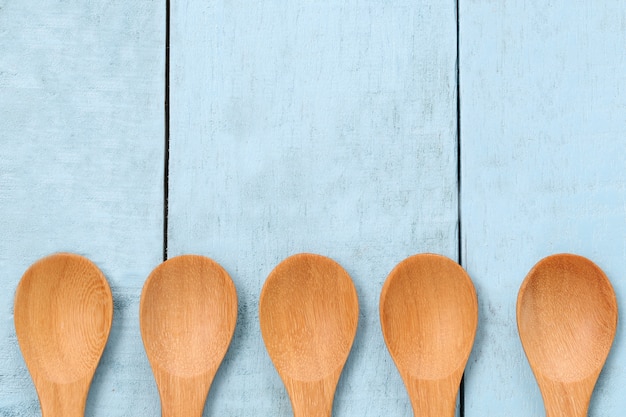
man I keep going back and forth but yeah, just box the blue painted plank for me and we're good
[168,1,458,416]
[0,1,164,416]
[461,1,626,416]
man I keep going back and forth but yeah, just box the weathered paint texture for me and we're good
[2,0,626,416]
[0,1,164,416]
[461,1,626,416]
[168,2,458,416]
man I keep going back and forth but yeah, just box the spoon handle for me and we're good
[285,377,337,417]
[540,378,594,417]
[156,373,213,417]
[38,379,89,417]
[404,377,459,417]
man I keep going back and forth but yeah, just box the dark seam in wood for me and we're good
[456,1,464,416]
[163,0,170,262]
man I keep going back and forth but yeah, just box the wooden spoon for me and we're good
[140,255,237,417]
[517,253,618,417]
[380,253,478,417]
[259,253,359,417]
[14,253,113,417]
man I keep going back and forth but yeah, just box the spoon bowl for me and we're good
[14,253,113,417]
[517,253,617,417]
[380,253,478,417]
[259,253,359,417]
[140,255,237,417]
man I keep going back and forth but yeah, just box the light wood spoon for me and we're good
[140,255,237,417]
[380,253,478,417]
[517,254,618,417]
[14,253,113,417]
[259,253,359,417]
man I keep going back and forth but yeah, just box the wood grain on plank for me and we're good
[0,1,164,415]
[168,1,459,416]
[460,2,626,416]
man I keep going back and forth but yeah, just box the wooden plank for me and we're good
[460,1,626,416]
[0,1,164,416]
[168,1,458,416]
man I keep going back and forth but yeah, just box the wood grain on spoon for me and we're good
[14,253,113,417]
[259,253,359,417]
[517,254,617,417]
[380,253,478,417]
[140,255,237,417]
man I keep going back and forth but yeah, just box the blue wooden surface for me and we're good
[168,2,458,417]
[0,0,164,415]
[461,1,626,416]
[2,0,626,416]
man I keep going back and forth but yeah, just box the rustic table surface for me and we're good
[1,1,625,416]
